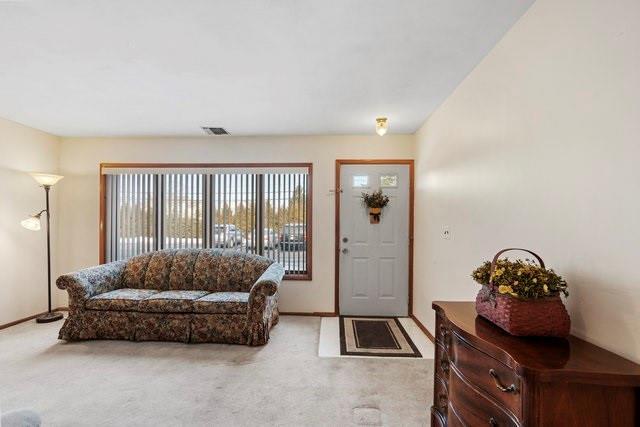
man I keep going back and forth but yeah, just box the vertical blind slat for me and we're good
[121,174,125,259]
[295,173,299,273]
[127,174,131,259]
[276,174,281,264]
[193,174,197,248]
[141,174,144,252]
[115,175,119,260]
[135,174,140,255]
[172,174,176,249]
[136,174,140,255]
[165,175,170,249]
[233,174,237,250]
[105,175,112,262]
[178,174,183,249]
[147,174,152,253]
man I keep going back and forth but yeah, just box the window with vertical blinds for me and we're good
[103,164,312,278]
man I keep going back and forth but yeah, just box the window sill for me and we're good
[284,273,312,281]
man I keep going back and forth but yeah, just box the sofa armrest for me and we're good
[249,262,285,298]
[246,262,284,345]
[57,260,128,311]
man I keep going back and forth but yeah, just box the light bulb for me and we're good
[375,117,388,136]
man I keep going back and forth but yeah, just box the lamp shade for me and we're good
[30,173,64,186]
[21,215,42,231]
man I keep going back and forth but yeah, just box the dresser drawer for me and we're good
[448,365,520,427]
[450,331,522,419]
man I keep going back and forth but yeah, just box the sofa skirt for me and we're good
[59,308,279,345]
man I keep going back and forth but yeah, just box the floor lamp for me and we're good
[21,173,64,323]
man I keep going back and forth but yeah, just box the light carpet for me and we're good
[0,315,433,426]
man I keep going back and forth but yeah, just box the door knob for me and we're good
[341,248,349,254]
[342,237,349,243]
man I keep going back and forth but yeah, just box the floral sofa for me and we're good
[56,249,284,345]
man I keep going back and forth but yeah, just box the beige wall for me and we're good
[0,118,61,325]
[56,135,415,312]
[413,0,640,362]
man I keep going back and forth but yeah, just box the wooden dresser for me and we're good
[432,301,640,426]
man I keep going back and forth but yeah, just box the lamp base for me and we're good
[36,311,64,323]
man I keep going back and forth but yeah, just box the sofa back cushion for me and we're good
[192,250,272,292]
[169,249,200,290]
[121,249,273,292]
[143,250,176,290]
[121,252,153,289]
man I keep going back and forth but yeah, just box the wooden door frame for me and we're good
[334,159,415,316]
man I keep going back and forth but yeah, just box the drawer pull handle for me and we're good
[489,416,498,426]
[489,369,518,393]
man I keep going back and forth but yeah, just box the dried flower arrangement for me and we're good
[361,190,390,224]
[361,190,390,209]
[472,258,568,300]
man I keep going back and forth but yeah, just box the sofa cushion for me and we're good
[190,249,273,292]
[240,255,272,289]
[215,251,248,291]
[169,249,201,290]
[193,292,249,314]
[122,253,154,289]
[85,288,159,311]
[143,250,176,290]
[192,250,221,291]
[137,290,209,313]
[101,249,273,295]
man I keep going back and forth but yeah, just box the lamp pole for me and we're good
[36,184,63,323]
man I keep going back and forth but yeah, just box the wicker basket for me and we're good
[475,248,570,337]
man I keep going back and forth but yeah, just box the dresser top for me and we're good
[433,301,640,386]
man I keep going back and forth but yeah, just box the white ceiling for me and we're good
[0,0,533,137]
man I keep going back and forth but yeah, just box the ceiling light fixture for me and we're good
[375,117,388,136]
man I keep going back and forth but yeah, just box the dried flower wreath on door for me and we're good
[361,190,390,224]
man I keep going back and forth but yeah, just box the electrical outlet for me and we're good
[443,226,451,240]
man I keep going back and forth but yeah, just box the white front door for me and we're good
[339,163,410,316]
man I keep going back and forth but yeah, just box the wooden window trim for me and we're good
[99,162,313,281]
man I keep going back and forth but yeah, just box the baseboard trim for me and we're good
[410,314,435,343]
[0,307,68,331]
[280,311,337,317]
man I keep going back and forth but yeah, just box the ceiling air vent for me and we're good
[201,127,229,135]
